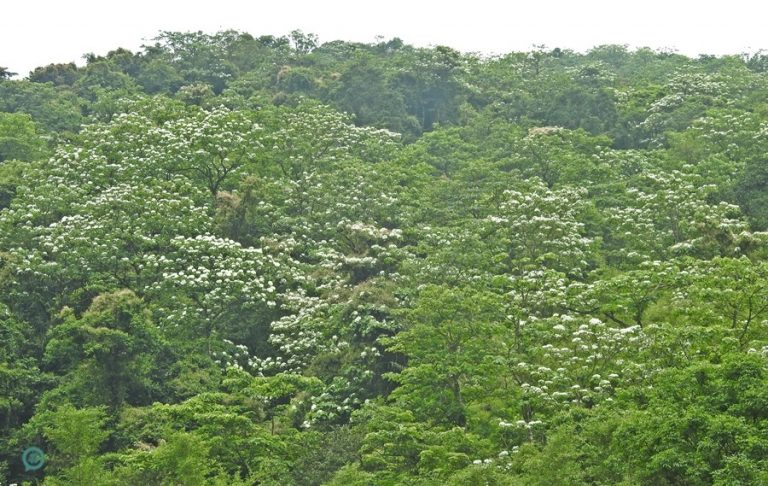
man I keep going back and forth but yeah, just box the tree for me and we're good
[135,59,184,94]
[487,179,598,276]
[681,257,768,347]
[0,80,84,133]
[0,66,16,80]
[392,45,468,131]
[289,30,319,54]
[384,285,505,427]
[28,63,81,86]
[261,102,400,180]
[331,55,414,137]
[42,290,168,409]
[162,105,264,195]
[149,31,242,94]
[0,112,47,162]
[74,61,139,100]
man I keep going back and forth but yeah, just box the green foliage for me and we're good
[40,405,109,462]
[0,66,16,80]
[511,356,768,485]
[0,80,84,133]
[28,63,81,86]
[42,291,168,409]
[385,285,505,426]
[0,112,48,162]
[0,159,27,209]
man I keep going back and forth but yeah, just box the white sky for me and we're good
[2,0,767,77]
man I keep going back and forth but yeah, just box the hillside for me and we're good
[2,31,768,484]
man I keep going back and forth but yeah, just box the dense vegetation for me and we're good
[2,30,768,484]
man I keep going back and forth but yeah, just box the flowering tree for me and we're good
[486,179,598,276]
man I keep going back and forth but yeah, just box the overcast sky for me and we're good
[3,0,767,77]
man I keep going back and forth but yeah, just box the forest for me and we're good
[1,30,768,484]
